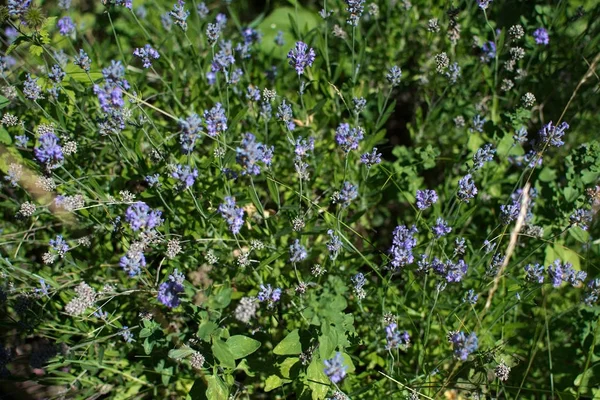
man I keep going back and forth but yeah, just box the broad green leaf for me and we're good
[569,226,590,243]
[226,335,261,359]
[168,346,196,360]
[29,45,43,57]
[206,375,228,400]
[197,321,218,341]
[306,357,329,400]
[212,340,235,369]
[257,7,320,59]
[273,329,302,355]
[554,244,581,270]
[265,375,290,392]
[0,128,12,145]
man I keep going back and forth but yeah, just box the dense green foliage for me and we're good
[1,0,600,398]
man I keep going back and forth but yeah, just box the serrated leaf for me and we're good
[273,329,302,355]
[29,45,43,57]
[226,335,261,359]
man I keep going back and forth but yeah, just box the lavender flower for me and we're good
[360,148,382,167]
[49,235,69,256]
[120,326,134,343]
[449,331,478,360]
[34,132,63,168]
[454,237,467,257]
[416,189,438,210]
[471,114,485,133]
[57,17,75,36]
[327,229,343,260]
[169,0,190,31]
[386,66,402,87]
[385,323,410,350]
[287,41,316,75]
[206,23,222,46]
[125,202,163,231]
[276,100,296,131]
[323,352,348,384]
[433,259,468,282]
[133,44,160,68]
[388,225,418,270]
[289,239,307,263]
[537,121,569,149]
[463,289,478,304]
[335,123,364,153]
[345,0,365,26]
[547,260,575,288]
[338,181,358,207]
[74,49,91,72]
[8,0,31,17]
[218,196,244,234]
[161,13,173,31]
[171,164,198,189]
[204,103,227,137]
[478,0,492,10]
[196,2,209,18]
[257,284,281,307]
[158,269,185,308]
[570,208,592,230]
[457,174,477,202]
[471,144,495,171]
[120,249,146,277]
[275,31,285,46]
[236,133,274,175]
[15,135,28,147]
[584,279,600,306]
[24,74,44,101]
[480,41,496,62]
[533,28,549,45]
[352,97,367,114]
[432,218,452,238]
[179,113,202,153]
[513,127,527,144]
[524,263,544,284]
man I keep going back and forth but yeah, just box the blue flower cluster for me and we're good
[335,123,364,153]
[289,239,307,263]
[388,225,418,271]
[415,189,438,210]
[323,352,347,384]
[449,331,478,360]
[133,44,160,68]
[547,260,586,288]
[236,133,274,176]
[287,41,316,75]
[171,164,198,189]
[204,103,228,137]
[158,269,185,308]
[179,113,203,153]
[385,323,410,350]
[124,202,163,231]
[218,197,244,234]
[34,131,63,169]
[257,284,281,308]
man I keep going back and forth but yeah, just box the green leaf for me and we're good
[226,335,261,359]
[143,338,155,355]
[267,178,281,208]
[554,244,581,270]
[273,329,302,355]
[564,187,579,203]
[0,128,12,145]
[168,346,196,361]
[206,375,228,400]
[212,340,236,369]
[306,357,329,400]
[139,327,154,338]
[257,7,320,59]
[569,226,590,243]
[29,45,43,57]
[0,96,9,110]
[197,321,218,341]
[265,375,290,392]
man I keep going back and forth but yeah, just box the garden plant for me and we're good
[1,0,600,398]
